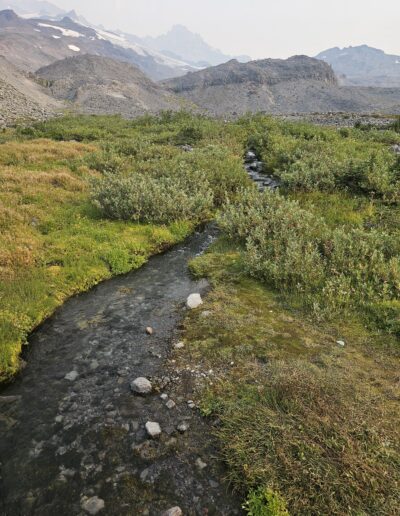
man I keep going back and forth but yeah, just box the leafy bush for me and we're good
[92,172,213,224]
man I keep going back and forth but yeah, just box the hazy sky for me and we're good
[55,0,400,58]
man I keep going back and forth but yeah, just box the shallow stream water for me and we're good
[0,154,273,515]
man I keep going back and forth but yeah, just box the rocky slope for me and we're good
[316,45,400,87]
[36,55,188,117]
[164,56,400,115]
[0,55,61,127]
[0,9,195,80]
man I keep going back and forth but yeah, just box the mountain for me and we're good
[0,0,64,18]
[316,45,400,87]
[143,24,251,67]
[36,54,187,116]
[0,55,61,127]
[0,9,196,79]
[163,55,400,115]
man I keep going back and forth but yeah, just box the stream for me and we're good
[0,153,274,515]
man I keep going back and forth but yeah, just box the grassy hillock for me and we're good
[0,113,247,381]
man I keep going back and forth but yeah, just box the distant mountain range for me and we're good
[316,45,400,87]
[143,24,250,67]
[0,0,251,71]
[0,9,196,80]
[1,2,400,124]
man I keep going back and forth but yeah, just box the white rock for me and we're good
[195,457,207,470]
[81,496,105,514]
[336,340,345,347]
[145,421,162,438]
[166,399,176,410]
[130,377,152,394]
[174,342,185,349]
[177,422,189,433]
[162,508,183,516]
[186,293,203,309]
[65,370,79,381]
[90,360,99,370]
[160,393,169,400]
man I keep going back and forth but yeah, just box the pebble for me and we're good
[173,342,185,349]
[187,400,196,409]
[165,400,176,410]
[81,496,105,514]
[145,421,162,438]
[336,340,345,347]
[195,458,207,470]
[177,422,189,433]
[160,393,169,400]
[146,326,153,335]
[130,377,152,394]
[186,293,203,309]
[162,508,183,516]
[64,371,79,381]
[90,360,99,370]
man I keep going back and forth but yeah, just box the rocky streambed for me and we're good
[0,226,243,516]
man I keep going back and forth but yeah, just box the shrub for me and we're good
[218,189,400,326]
[92,172,213,224]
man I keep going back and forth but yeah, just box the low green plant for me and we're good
[243,487,289,516]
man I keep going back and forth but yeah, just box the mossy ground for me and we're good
[180,239,400,515]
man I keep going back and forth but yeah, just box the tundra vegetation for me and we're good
[1,113,399,515]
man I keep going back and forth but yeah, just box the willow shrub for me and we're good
[218,189,400,325]
[92,172,214,224]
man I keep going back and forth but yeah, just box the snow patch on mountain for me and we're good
[38,23,82,38]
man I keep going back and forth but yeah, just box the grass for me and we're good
[179,239,400,515]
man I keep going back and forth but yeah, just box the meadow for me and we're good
[1,113,399,514]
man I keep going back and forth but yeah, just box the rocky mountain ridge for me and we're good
[164,56,400,116]
[316,45,400,87]
[36,54,187,117]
